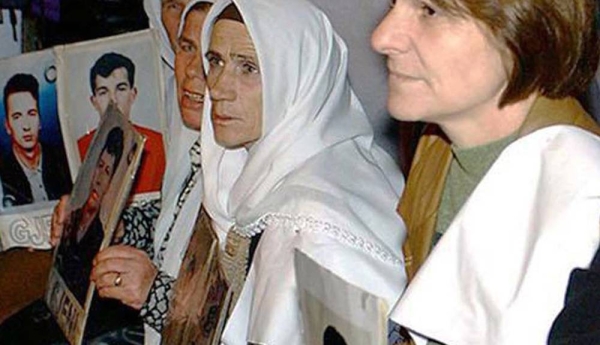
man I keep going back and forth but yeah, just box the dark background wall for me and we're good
[0,0,148,50]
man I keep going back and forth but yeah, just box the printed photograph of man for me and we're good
[0,73,72,207]
[78,52,165,195]
[56,126,124,305]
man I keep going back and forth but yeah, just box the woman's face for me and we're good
[175,8,209,131]
[206,19,263,150]
[371,0,509,126]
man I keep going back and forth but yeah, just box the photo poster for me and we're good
[45,106,144,345]
[55,29,166,202]
[0,49,73,251]
[162,206,230,345]
[294,250,389,345]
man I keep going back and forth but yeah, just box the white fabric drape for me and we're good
[392,125,600,345]
[200,0,407,343]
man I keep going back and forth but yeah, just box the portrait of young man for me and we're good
[56,126,124,305]
[78,52,165,195]
[1,73,72,207]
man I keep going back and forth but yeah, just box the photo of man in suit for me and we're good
[78,52,165,195]
[1,73,72,207]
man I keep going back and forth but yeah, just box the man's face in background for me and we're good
[90,67,137,118]
[5,91,40,151]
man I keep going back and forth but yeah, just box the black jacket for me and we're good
[1,143,72,206]
[548,246,600,344]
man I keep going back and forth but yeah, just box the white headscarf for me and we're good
[144,0,175,68]
[144,0,191,150]
[200,0,406,342]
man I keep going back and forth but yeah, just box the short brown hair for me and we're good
[433,0,599,107]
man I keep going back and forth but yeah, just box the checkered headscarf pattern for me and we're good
[156,139,202,265]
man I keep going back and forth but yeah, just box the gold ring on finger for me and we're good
[114,273,122,287]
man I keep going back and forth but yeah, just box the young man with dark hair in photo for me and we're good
[1,73,71,207]
[56,126,124,305]
[80,52,165,195]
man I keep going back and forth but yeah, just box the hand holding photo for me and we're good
[46,104,144,345]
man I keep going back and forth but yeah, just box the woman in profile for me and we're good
[371,0,600,343]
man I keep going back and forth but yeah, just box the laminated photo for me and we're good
[56,29,166,201]
[46,106,144,345]
[162,207,230,345]
[295,250,389,345]
[0,49,72,251]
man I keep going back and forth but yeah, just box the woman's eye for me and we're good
[164,3,182,11]
[180,43,193,53]
[420,2,437,17]
[207,54,224,68]
[241,62,259,75]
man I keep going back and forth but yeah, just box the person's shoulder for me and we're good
[254,141,401,223]
[77,130,96,145]
[132,124,163,141]
[1,149,18,165]
[286,141,399,192]
[502,125,600,194]
[40,142,64,155]
[40,142,69,165]
[132,124,165,154]
[0,149,20,177]
[256,173,395,242]
[523,125,600,163]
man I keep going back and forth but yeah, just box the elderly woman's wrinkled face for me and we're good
[371,0,508,126]
[175,8,209,130]
[206,19,262,149]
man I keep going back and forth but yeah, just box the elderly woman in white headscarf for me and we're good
[199,0,407,343]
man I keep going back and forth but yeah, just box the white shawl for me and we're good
[200,0,407,343]
[392,125,600,345]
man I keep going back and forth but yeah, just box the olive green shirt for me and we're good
[426,133,516,345]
